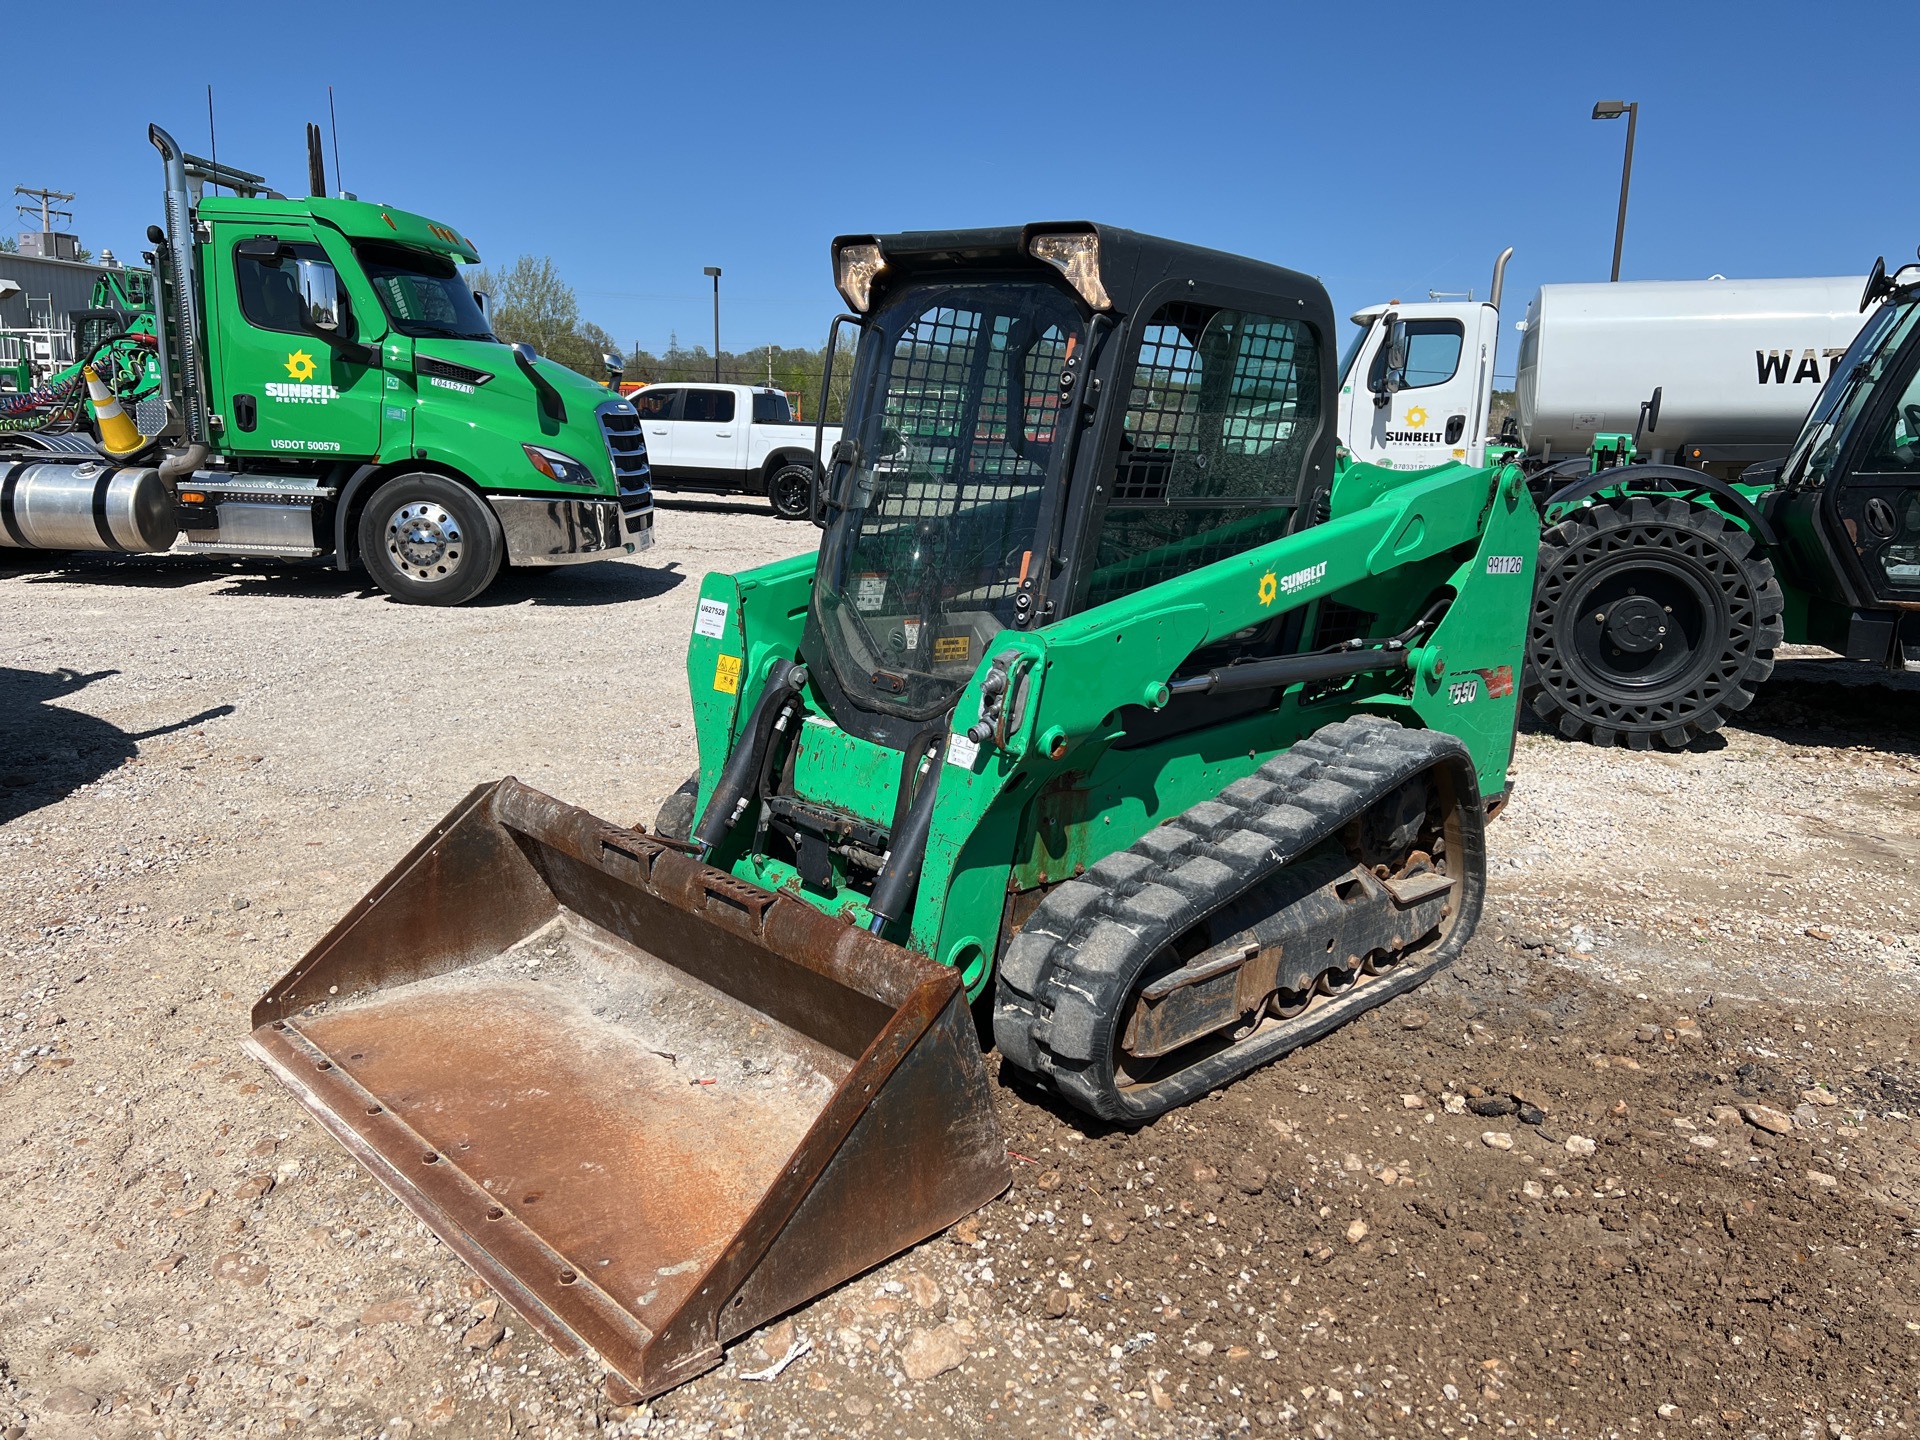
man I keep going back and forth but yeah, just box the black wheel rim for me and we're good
[1559,552,1721,698]
[772,470,810,516]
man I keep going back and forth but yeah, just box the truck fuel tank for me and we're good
[0,456,178,552]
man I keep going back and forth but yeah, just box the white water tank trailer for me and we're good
[1514,275,1867,470]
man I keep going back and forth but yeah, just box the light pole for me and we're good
[1591,100,1638,282]
[703,266,722,382]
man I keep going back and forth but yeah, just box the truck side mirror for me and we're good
[473,290,488,314]
[1370,314,1410,408]
[294,258,345,335]
[1636,385,1662,441]
[1384,320,1410,387]
[603,352,625,389]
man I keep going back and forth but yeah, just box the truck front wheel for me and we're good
[357,473,504,607]
[766,460,816,521]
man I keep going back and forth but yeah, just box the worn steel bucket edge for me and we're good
[245,776,1011,1398]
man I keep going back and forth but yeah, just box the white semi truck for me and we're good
[1340,254,1869,479]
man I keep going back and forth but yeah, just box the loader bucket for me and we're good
[246,778,1009,1398]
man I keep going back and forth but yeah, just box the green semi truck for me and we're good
[0,125,652,605]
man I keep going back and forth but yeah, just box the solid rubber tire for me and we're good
[1525,496,1783,750]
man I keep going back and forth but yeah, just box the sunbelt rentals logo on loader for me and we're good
[266,349,338,404]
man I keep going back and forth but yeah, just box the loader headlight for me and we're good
[523,444,597,487]
[833,240,886,313]
[1028,230,1112,311]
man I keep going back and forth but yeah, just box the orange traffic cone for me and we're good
[85,367,147,456]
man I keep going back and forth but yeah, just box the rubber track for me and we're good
[992,716,1486,1125]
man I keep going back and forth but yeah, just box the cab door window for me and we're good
[1367,319,1464,390]
[1840,348,1920,597]
[1863,362,1920,470]
[682,388,736,423]
[1084,300,1320,609]
[235,242,331,334]
[632,388,681,421]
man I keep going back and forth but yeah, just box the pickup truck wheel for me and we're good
[358,473,503,607]
[767,461,815,521]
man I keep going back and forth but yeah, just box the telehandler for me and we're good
[250,223,1540,1397]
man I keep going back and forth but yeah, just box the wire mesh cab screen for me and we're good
[818,280,1079,718]
[1085,301,1320,609]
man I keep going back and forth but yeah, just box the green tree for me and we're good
[489,256,580,357]
[0,236,15,253]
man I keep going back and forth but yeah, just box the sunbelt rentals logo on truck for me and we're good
[1384,404,1441,444]
[266,350,337,404]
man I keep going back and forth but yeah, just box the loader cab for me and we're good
[1337,299,1500,470]
[1773,274,1920,612]
[807,223,1337,748]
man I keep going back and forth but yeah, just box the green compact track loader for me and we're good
[250,223,1540,1398]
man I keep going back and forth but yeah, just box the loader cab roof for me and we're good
[197,194,481,264]
[843,222,1333,325]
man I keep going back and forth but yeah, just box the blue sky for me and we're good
[11,0,1911,379]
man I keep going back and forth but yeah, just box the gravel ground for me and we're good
[3,504,1919,1440]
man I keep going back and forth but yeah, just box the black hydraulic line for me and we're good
[891,718,951,835]
[866,732,946,936]
[1166,644,1414,698]
[690,659,805,857]
[1167,598,1449,700]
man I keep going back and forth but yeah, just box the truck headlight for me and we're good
[523,444,597,487]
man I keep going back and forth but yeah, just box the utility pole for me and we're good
[13,186,75,233]
[1591,100,1639,282]
[704,267,722,382]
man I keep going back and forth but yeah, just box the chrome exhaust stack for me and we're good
[148,125,208,448]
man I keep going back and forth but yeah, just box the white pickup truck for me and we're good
[630,383,840,520]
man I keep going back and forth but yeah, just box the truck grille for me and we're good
[598,402,654,536]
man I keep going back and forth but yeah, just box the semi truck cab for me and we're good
[0,124,654,606]
[1337,295,1502,471]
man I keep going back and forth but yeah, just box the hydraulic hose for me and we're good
[866,731,947,936]
[690,659,805,858]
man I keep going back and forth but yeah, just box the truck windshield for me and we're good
[1784,299,1917,487]
[355,243,494,341]
[815,279,1082,721]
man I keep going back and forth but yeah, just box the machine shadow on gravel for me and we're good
[1521,656,1920,757]
[1735,659,1920,756]
[8,554,687,608]
[0,667,234,825]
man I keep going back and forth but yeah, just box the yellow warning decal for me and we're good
[714,653,742,694]
[932,635,970,663]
